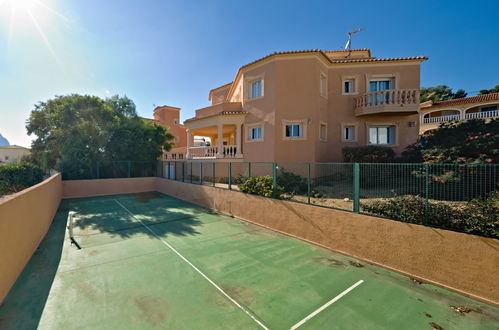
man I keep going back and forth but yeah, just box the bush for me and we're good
[0,163,44,195]
[239,176,283,198]
[361,193,498,238]
[343,146,395,163]
[277,170,308,195]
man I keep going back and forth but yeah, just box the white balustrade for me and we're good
[355,89,420,109]
[422,114,460,124]
[187,145,239,159]
[465,110,499,120]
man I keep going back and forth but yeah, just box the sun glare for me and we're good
[5,0,38,10]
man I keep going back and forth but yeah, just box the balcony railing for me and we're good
[422,110,499,125]
[355,89,420,116]
[465,110,499,120]
[164,152,185,160]
[188,145,241,159]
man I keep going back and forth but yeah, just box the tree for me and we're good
[420,85,467,103]
[479,85,499,95]
[26,94,174,171]
[402,119,499,164]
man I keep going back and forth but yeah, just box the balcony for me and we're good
[355,89,420,116]
[189,145,241,160]
[420,110,499,133]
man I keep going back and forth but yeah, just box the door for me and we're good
[369,79,393,105]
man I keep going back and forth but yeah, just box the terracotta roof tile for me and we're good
[420,92,499,110]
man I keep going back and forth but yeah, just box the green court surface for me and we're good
[1,192,498,329]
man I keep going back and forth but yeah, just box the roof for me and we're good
[0,145,30,150]
[208,82,233,98]
[420,92,499,111]
[184,111,247,123]
[225,48,428,100]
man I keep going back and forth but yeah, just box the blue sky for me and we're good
[0,0,498,147]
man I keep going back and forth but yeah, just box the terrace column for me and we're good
[186,129,192,159]
[216,124,223,158]
[235,124,242,158]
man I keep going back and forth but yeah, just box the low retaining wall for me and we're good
[62,177,156,199]
[0,174,62,303]
[156,178,499,306]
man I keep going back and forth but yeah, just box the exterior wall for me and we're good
[62,177,156,199]
[0,147,31,164]
[0,174,62,303]
[210,85,231,105]
[153,106,187,149]
[156,178,499,307]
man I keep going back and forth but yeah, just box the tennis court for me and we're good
[1,192,498,329]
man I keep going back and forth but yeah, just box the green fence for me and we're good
[61,160,498,238]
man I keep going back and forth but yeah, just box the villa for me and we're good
[419,92,499,134]
[164,49,427,162]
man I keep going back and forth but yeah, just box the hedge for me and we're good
[0,163,45,195]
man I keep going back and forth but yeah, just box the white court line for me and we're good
[113,199,269,330]
[290,280,364,330]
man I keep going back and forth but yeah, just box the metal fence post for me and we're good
[353,163,360,213]
[248,162,252,178]
[213,162,216,187]
[228,162,232,190]
[190,162,193,183]
[127,161,131,178]
[96,161,100,179]
[272,162,277,198]
[200,162,203,185]
[182,162,185,182]
[424,163,430,224]
[308,163,311,204]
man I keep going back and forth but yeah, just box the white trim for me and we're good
[319,121,328,142]
[290,280,364,330]
[341,123,358,142]
[282,119,307,141]
[366,123,399,146]
[246,122,264,142]
[244,74,265,102]
[113,199,269,330]
[320,72,328,99]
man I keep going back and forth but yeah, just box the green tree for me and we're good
[26,94,174,171]
[478,85,499,95]
[420,85,467,102]
[402,119,499,164]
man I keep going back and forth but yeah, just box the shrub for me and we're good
[277,170,308,195]
[239,176,283,198]
[0,163,44,195]
[361,193,498,238]
[342,146,395,163]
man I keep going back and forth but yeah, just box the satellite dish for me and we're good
[344,28,364,50]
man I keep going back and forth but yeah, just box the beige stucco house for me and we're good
[0,146,31,164]
[419,92,499,134]
[165,48,427,162]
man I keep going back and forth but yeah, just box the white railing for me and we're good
[356,89,420,109]
[423,114,460,124]
[422,110,499,125]
[164,152,185,160]
[189,146,218,159]
[465,110,499,120]
[187,145,240,159]
[222,145,238,158]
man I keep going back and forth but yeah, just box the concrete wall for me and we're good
[62,177,156,199]
[0,174,62,303]
[155,178,499,306]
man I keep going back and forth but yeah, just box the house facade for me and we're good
[419,92,499,134]
[153,105,187,159]
[166,49,427,162]
[0,146,30,164]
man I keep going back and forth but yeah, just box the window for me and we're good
[320,74,327,97]
[319,123,327,141]
[285,124,303,138]
[369,126,395,145]
[344,80,355,93]
[249,126,263,141]
[343,125,355,141]
[250,80,262,99]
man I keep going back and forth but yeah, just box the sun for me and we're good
[3,0,38,10]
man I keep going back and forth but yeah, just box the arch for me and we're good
[421,108,460,118]
[463,101,499,113]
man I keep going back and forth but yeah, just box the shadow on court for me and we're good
[0,208,68,330]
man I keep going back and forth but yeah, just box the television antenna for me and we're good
[344,28,364,51]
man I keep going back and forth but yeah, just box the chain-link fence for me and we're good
[62,160,499,238]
